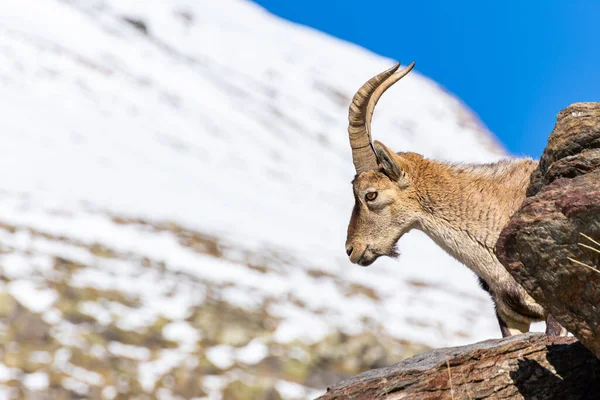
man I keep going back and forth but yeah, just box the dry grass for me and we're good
[580,233,600,250]
[446,360,455,400]
[579,232,600,255]
[568,257,600,274]
[568,232,600,275]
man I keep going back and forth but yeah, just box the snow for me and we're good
[62,376,90,396]
[162,321,200,349]
[0,0,503,257]
[0,365,18,382]
[102,386,118,400]
[28,351,53,365]
[23,372,50,391]
[42,308,63,325]
[205,345,236,370]
[8,280,57,313]
[236,339,269,365]
[108,342,151,361]
[0,0,531,397]
[80,301,113,325]
[205,339,271,368]
[139,350,191,392]
[276,380,319,399]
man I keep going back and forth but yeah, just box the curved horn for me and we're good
[366,62,415,138]
[348,62,416,174]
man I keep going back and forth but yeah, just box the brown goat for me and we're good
[344,63,566,337]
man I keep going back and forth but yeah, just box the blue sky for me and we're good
[252,0,599,158]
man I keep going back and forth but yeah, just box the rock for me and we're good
[316,333,600,400]
[529,103,600,195]
[497,102,600,358]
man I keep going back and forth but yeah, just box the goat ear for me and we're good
[373,141,408,185]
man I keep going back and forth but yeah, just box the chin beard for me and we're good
[358,244,401,267]
[388,243,400,259]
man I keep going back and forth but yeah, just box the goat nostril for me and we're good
[346,246,354,257]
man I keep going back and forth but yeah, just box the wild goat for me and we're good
[344,62,566,337]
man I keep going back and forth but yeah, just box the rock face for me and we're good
[496,102,600,358]
[317,333,600,400]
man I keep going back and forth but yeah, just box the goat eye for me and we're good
[365,191,378,201]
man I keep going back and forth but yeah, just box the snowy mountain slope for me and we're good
[0,0,521,398]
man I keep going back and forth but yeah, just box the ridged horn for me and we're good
[348,62,416,174]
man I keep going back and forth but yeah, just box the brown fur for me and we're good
[345,140,547,336]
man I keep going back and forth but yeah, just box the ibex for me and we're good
[344,62,566,337]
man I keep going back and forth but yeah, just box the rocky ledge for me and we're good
[317,333,600,399]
